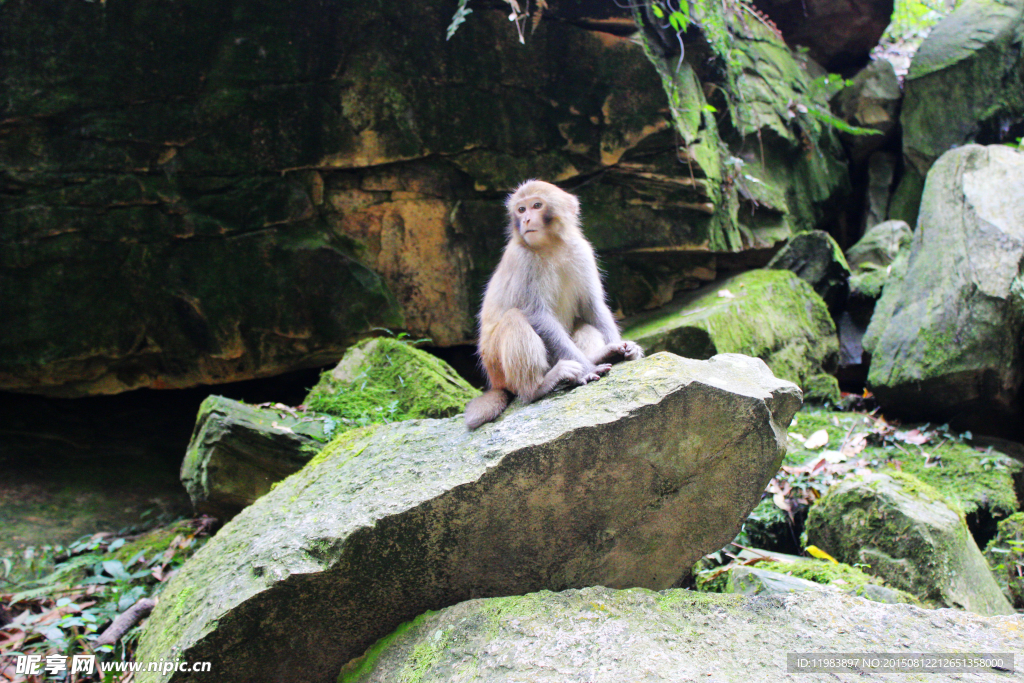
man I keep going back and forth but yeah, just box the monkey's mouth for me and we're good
[522,229,537,234]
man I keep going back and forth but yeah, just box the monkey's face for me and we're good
[511,195,554,249]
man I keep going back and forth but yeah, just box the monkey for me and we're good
[464,179,644,430]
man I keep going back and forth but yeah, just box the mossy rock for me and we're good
[622,269,838,393]
[304,338,479,424]
[983,512,1024,608]
[804,471,1014,615]
[864,145,1024,433]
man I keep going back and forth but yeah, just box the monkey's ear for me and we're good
[565,192,581,218]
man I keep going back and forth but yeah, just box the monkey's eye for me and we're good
[532,202,542,209]
[517,206,526,213]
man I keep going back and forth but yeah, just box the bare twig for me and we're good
[94,598,156,647]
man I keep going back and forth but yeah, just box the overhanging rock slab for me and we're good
[136,352,801,683]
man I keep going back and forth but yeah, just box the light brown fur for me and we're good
[464,180,644,429]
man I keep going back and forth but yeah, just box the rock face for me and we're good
[805,471,1015,616]
[135,353,801,683]
[0,0,849,397]
[896,0,1024,222]
[338,587,1023,682]
[749,0,893,72]
[864,145,1024,432]
[766,230,851,313]
[180,397,336,519]
[622,269,839,400]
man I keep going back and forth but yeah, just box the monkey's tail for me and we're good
[464,389,512,430]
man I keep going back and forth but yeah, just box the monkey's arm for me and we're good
[580,276,645,364]
[526,308,606,376]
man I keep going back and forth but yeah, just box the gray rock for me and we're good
[865,151,899,230]
[847,219,912,275]
[897,0,1024,217]
[338,587,1024,682]
[835,59,902,163]
[727,565,840,596]
[766,230,851,313]
[863,145,1024,428]
[135,352,801,683]
[179,397,337,520]
[805,471,1015,616]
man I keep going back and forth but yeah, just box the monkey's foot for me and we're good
[619,340,645,361]
[576,363,612,384]
[594,341,645,364]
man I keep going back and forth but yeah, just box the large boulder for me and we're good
[622,269,839,401]
[135,352,801,683]
[0,0,849,397]
[338,588,1023,682]
[896,0,1024,223]
[805,471,1015,616]
[863,145,1024,432]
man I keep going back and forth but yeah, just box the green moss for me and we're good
[338,610,440,683]
[758,558,875,587]
[984,512,1024,608]
[110,520,196,566]
[304,338,479,430]
[623,269,838,389]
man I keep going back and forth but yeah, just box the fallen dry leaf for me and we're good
[804,429,830,449]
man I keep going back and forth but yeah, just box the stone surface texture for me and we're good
[0,0,849,397]
[339,587,1023,682]
[135,352,800,683]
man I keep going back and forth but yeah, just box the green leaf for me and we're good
[805,106,883,136]
[446,0,473,41]
[651,3,665,18]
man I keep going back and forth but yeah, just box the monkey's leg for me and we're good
[496,309,596,404]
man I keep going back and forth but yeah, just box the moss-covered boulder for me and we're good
[743,0,893,72]
[766,230,851,313]
[304,337,479,422]
[804,471,1014,615]
[337,587,1022,682]
[135,353,800,683]
[864,145,1024,433]
[984,512,1024,608]
[622,269,839,401]
[179,397,338,520]
[896,0,1024,222]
